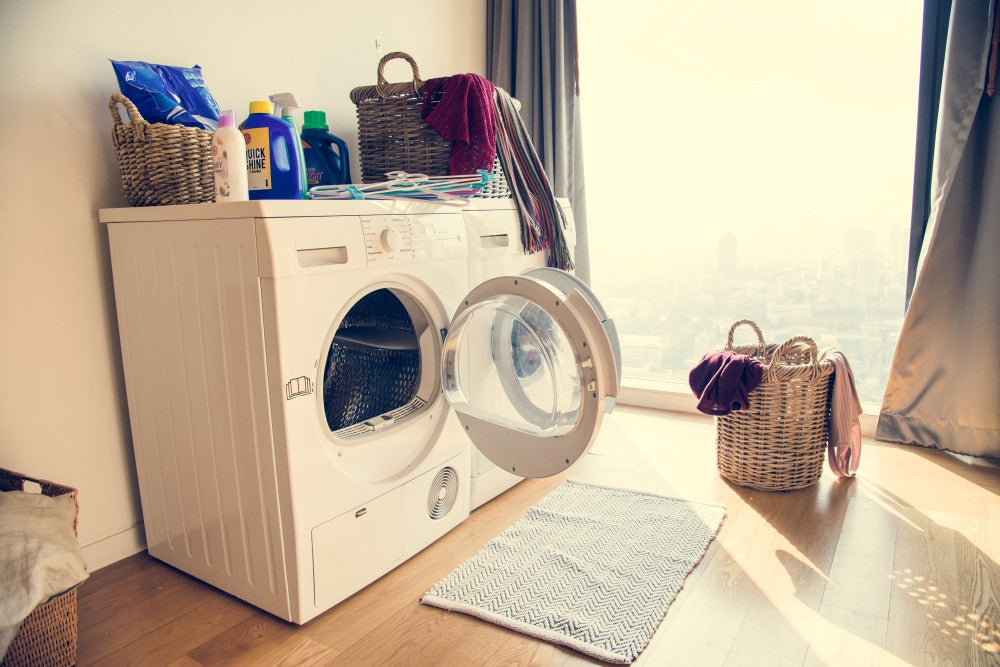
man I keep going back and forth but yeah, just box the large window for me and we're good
[578,2,923,405]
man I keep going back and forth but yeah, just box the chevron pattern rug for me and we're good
[421,479,725,664]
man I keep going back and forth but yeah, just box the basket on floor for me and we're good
[349,51,511,198]
[109,93,215,206]
[0,469,79,667]
[715,320,835,492]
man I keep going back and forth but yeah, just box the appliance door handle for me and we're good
[479,234,510,248]
[297,246,349,267]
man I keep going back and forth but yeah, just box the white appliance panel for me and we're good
[311,486,403,611]
[107,218,290,619]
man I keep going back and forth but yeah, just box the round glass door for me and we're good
[442,271,619,478]
[443,294,581,437]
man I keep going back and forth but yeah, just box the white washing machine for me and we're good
[460,198,580,509]
[100,198,619,624]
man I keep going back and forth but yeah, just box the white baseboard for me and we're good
[619,382,697,414]
[81,522,146,572]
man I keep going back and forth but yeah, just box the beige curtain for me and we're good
[877,0,1000,459]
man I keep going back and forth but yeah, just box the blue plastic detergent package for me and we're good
[111,60,220,130]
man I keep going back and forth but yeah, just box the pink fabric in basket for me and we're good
[822,348,863,478]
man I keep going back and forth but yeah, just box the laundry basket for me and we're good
[349,51,511,197]
[0,469,79,667]
[714,320,835,491]
[109,93,215,206]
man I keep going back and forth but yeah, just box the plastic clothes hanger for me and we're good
[309,170,493,205]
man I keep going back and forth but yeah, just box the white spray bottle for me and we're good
[270,93,309,199]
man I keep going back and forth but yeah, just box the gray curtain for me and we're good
[905,0,953,306]
[877,0,1000,459]
[486,0,591,283]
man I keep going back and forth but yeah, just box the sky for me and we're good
[577,1,924,273]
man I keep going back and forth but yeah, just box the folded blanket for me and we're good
[689,351,764,416]
[0,491,88,657]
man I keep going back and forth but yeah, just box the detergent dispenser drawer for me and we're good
[312,487,403,610]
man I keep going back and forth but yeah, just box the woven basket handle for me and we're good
[376,52,424,99]
[725,319,766,356]
[767,335,821,381]
[109,93,146,126]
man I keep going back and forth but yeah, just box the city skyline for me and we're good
[591,226,907,406]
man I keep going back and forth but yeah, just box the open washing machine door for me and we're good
[442,268,621,478]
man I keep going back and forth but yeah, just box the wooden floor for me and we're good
[77,407,1000,666]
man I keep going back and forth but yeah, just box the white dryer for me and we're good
[100,199,619,624]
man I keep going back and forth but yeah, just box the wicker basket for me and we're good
[0,469,79,667]
[109,93,215,206]
[715,320,835,492]
[349,52,511,198]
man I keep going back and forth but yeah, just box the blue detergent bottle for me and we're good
[242,101,306,199]
[301,110,352,187]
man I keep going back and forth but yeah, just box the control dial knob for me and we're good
[380,228,402,252]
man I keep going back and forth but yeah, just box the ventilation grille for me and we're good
[427,466,460,520]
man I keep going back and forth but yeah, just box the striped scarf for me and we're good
[493,88,574,270]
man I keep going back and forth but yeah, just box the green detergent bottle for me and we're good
[301,110,352,186]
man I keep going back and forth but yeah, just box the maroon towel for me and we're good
[421,74,497,175]
[688,351,764,416]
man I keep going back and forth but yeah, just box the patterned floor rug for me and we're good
[421,479,725,664]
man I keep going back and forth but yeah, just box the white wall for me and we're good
[0,0,486,570]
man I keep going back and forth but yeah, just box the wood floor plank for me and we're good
[636,499,761,664]
[816,492,898,620]
[803,606,894,667]
[800,494,900,665]
[721,483,852,666]
[78,552,158,602]
[240,634,342,666]
[958,506,1000,664]
[484,631,596,666]
[886,507,981,666]
[330,602,520,665]
[185,613,300,665]
[78,567,240,664]
[979,504,1000,659]
[77,555,192,634]
[91,589,254,665]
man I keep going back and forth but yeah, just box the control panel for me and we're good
[361,215,416,262]
[360,214,466,265]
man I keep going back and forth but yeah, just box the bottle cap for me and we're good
[218,109,235,128]
[303,110,328,131]
[249,100,273,114]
